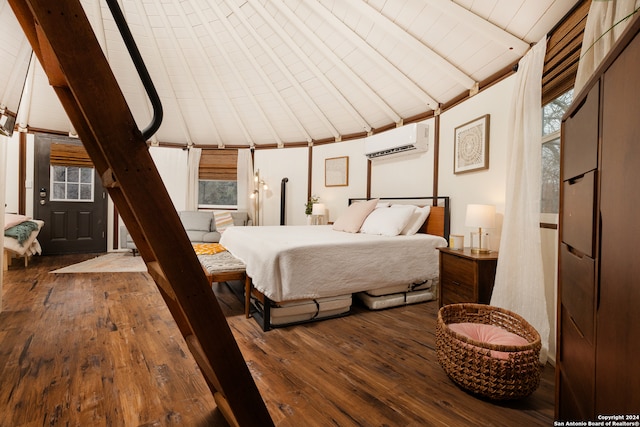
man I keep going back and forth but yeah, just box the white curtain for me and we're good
[490,38,549,361]
[237,149,254,223]
[575,0,640,94]
[186,147,201,211]
[149,146,188,212]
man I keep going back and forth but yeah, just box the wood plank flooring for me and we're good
[1,254,555,426]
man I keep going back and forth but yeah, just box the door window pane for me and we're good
[50,165,95,202]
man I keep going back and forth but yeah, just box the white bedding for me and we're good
[220,225,447,302]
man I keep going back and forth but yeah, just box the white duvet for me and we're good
[220,225,447,301]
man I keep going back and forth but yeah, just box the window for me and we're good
[198,149,238,209]
[541,89,573,222]
[50,165,95,202]
[198,180,237,209]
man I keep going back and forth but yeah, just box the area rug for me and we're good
[51,252,147,274]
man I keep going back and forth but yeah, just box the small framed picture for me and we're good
[325,156,349,187]
[454,114,490,174]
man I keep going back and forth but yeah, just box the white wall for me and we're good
[439,77,515,251]
[253,147,309,226]
[311,140,369,223]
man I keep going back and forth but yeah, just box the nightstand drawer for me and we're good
[440,277,474,306]
[441,254,475,284]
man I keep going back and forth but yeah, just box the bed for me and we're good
[220,197,450,330]
[3,214,45,271]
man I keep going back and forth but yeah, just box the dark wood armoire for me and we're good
[557,14,640,421]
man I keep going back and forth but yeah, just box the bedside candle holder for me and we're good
[449,234,464,250]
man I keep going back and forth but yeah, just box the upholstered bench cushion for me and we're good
[198,251,246,275]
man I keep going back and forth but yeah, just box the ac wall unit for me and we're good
[364,123,428,160]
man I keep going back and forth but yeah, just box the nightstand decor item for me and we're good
[449,234,464,250]
[436,303,542,400]
[465,204,495,253]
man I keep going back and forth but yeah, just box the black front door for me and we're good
[34,133,107,255]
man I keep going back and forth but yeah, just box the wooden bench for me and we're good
[198,251,252,318]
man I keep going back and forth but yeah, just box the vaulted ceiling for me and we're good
[1,0,579,148]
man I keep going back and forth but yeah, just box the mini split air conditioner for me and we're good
[364,123,429,160]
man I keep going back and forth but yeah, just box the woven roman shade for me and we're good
[542,0,591,105]
[199,148,237,181]
[49,142,93,167]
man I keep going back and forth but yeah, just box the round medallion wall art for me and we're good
[454,114,490,174]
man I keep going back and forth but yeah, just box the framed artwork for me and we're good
[454,114,490,174]
[325,156,349,187]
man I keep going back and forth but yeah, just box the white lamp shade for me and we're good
[465,204,496,229]
[312,203,326,215]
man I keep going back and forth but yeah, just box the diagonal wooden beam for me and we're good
[8,1,273,425]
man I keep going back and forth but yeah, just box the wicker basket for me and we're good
[436,303,542,400]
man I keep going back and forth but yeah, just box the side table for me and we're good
[437,247,498,307]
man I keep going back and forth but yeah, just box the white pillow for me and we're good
[360,204,415,236]
[332,199,379,233]
[396,205,431,235]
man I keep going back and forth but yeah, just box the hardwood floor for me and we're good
[1,254,555,426]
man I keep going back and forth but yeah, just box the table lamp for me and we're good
[465,204,495,253]
[312,203,326,225]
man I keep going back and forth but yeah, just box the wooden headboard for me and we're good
[348,196,450,242]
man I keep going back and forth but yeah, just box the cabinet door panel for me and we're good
[559,305,595,421]
[562,82,599,180]
[560,243,595,344]
[562,170,596,257]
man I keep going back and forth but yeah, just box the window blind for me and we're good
[542,0,591,105]
[49,142,93,167]
[199,148,238,180]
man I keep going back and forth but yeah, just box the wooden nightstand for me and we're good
[437,247,498,307]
